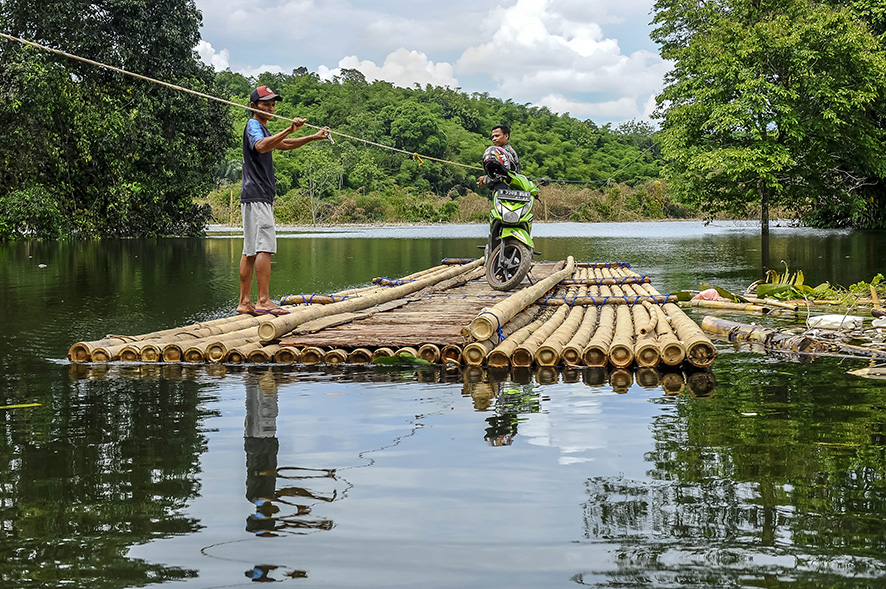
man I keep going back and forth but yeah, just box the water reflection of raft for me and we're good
[68,257,717,370]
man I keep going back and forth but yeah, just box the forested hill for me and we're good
[208,68,664,225]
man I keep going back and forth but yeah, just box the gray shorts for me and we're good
[241,201,276,256]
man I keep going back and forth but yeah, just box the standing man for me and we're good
[238,85,329,316]
[477,124,521,188]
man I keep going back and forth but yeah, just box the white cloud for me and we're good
[454,0,669,121]
[195,40,229,71]
[318,49,458,89]
[193,0,668,123]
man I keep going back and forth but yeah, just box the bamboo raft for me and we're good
[68,257,718,370]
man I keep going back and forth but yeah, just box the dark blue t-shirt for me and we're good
[241,118,276,204]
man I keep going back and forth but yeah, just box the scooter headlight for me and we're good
[503,208,521,224]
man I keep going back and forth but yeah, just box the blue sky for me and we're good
[193,0,670,125]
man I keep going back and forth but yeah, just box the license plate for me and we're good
[496,189,531,202]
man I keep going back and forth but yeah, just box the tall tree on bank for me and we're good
[651,0,886,235]
[0,0,231,238]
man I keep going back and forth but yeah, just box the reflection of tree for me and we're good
[0,373,212,586]
[575,357,886,585]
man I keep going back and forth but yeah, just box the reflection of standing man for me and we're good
[244,371,279,536]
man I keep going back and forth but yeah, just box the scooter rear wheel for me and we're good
[486,238,532,291]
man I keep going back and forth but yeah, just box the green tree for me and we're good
[0,0,231,238]
[651,0,886,234]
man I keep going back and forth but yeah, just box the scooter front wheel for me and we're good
[486,238,532,291]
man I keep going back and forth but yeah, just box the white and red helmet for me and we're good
[482,146,513,180]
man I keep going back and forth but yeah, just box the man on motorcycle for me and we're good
[477,124,520,188]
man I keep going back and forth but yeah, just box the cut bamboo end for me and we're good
[583,344,608,367]
[247,345,275,364]
[660,341,687,366]
[686,338,718,367]
[372,347,394,360]
[535,345,560,367]
[258,320,280,342]
[418,344,441,363]
[347,348,372,364]
[469,314,497,342]
[140,344,161,363]
[395,346,419,358]
[486,350,510,368]
[441,345,462,364]
[119,346,140,362]
[300,347,325,365]
[273,347,299,364]
[561,345,582,366]
[463,342,489,366]
[511,346,534,367]
[226,349,248,363]
[609,343,634,368]
[68,343,92,362]
[162,344,183,363]
[206,342,227,363]
[183,347,205,363]
[634,342,660,368]
[92,347,114,363]
[324,349,348,365]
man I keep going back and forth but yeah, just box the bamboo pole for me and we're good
[468,257,575,342]
[300,347,326,365]
[323,349,348,364]
[418,344,441,363]
[690,299,769,313]
[700,316,830,353]
[206,334,262,362]
[69,312,275,362]
[638,301,658,336]
[631,305,661,368]
[347,348,373,364]
[583,305,616,366]
[512,305,570,366]
[609,305,635,368]
[649,305,686,366]
[558,276,651,286]
[663,303,718,367]
[487,311,554,368]
[259,259,483,342]
[463,340,495,366]
[372,347,394,360]
[741,296,800,311]
[535,274,588,366]
[272,346,298,364]
[226,341,265,363]
[562,306,598,366]
[441,344,463,364]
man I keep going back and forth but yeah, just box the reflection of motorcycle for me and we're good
[484,382,542,446]
[482,147,540,291]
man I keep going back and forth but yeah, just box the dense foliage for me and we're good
[0,0,232,238]
[651,0,886,230]
[207,68,666,225]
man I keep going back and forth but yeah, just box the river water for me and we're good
[1,221,885,588]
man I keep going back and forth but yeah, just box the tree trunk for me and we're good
[759,180,770,279]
